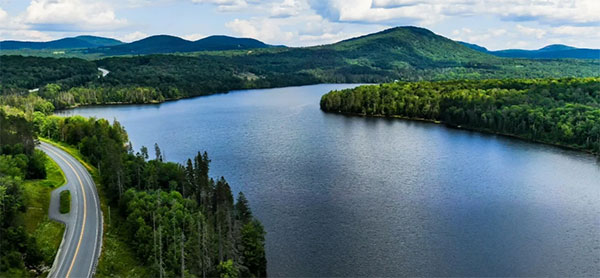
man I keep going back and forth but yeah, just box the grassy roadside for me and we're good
[59,190,70,214]
[39,138,151,277]
[19,152,65,276]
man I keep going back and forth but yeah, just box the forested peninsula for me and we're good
[320,78,600,154]
[1,98,266,277]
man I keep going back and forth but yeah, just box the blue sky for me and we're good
[0,0,598,50]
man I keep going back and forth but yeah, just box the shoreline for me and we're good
[328,111,598,156]
[56,83,367,111]
[50,83,596,157]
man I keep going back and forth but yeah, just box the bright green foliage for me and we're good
[240,221,267,278]
[0,94,55,115]
[321,77,600,153]
[59,190,70,214]
[0,109,51,276]
[217,260,239,278]
[22,156,65,272]
[119,152,266,277]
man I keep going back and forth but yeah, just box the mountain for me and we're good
[0,35,122,50]
[88,35,194,55]
[460,42,599,59]
[195,35,271,51]
[4,26,598,97]
[86,35,274,55]
[458,41,488,53]
[317,26,493,68]
[538,44,575,52]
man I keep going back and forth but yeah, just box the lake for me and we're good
[57,84,600,277]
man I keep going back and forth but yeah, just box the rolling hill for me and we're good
[323,26,492,68]
[85,35,275,55]
[1,34,274,56]
[460,42,600,59]
[2,26,598,99]
[0,35,122,50]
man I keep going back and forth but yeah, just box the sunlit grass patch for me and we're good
[59,190,70,214]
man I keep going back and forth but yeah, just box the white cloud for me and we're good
[455,28,508,44]
[192,0,249,12]
[491,0,600,26]
[23,0,127,31]
[0,29,53,41]
[226,18,294,42]
[308,0,600,26]
[516,24,546,39]
[120,31,148,42]
[0,6,55,41]
[225,13,385,46]
[550,25,600,38]
[1,0,598,49]
[0,8,8,22]
[182,33,206,41]
[270,0,307,17]
[309,0,442,25]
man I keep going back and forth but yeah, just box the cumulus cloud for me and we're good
[550,25,600,38]
[451,27,508,46]
[0,6,55,41]
[192,0,249,12]
[516,24,547,39]
[0,8,8,22]
[226,18,295,42]
[120,31,148,42]
[23,0,127,31]
[270,0,307,18]
[492,0,600,26]
[307,0,600,26]
[0,29,53,41]
[308,0,440,25]
[1,0,598,48]
[182,33,206,41]
[225,12,385,46]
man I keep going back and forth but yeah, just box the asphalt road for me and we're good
[98,67,109,77]
[39,142,103,278]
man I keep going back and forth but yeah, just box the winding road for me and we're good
[38,141,103,278]
[98,67,110,78]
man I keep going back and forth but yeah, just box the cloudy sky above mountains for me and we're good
[0,0,598,50]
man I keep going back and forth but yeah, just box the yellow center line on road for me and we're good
[43,145,87,278]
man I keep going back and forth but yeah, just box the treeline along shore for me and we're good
[320,78,600,154]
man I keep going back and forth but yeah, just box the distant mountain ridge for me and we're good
[459,42,599,59]
[87,34,274,55]
[3,30,596,60]
[0,35,122,50]
[1,34,277,55]
[2,26,598,97]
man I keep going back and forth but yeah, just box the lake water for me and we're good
[57,84,600,277]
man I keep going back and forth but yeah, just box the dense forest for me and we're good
[0,108,54,276]
[1,27,598,109]
[0,55,99,93]
[321,78,600,154]
[1,97,267,277]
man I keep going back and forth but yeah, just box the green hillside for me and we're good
[0,35,122,50]
[1,27,598,108]
[326,26,491,65]
[86,35,273,55]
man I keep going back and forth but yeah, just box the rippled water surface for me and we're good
[58,84,600,277]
